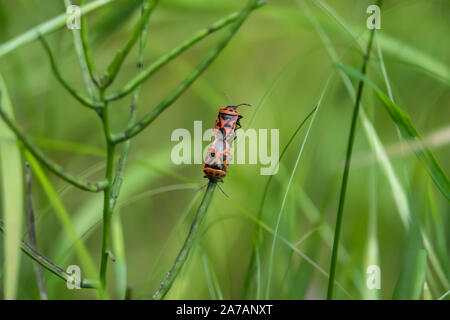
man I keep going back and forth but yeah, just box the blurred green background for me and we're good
[0,0,448,299]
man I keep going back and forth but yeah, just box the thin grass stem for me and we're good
[25,163,48,300]
[265,76,331,299]
[326,0,382,300]
[0,105,107,192]
[242,106,317,298]
[0,220,98,289]
[111,0,155,210]
[152,181,217,300]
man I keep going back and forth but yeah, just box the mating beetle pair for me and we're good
[203,104,250,182]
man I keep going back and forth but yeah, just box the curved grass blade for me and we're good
[227,199,353,299]
[34,137,106,158]
[25,163,48,300]
[313,0,450,85]
[24,151,98,285]
[0,221,98,290]
[201,250,224,300]
[242,106,317,297]
[393,248,427,299]
[265,75,332,299]
[336,63,450,201]
[46,149,175,290]
[0,74,24,299]
[112,209,126,299]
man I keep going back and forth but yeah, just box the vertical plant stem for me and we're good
[152,181,217,300]
[79,0,98,87]
[110,0,154,210]
[326,0,382,300]
[99,96,115,296]
[25,163,48,300]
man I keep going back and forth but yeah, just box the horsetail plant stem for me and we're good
[112,0,263,144]
[0,105,107,192]
[98,93,115,294]
[111,0,153,211]
[98,0,159,295]
[102,0,158,89]
[38,35,101,111]
[65,0,100,100]
[0,0,261,298]
[79,0,99,88]
[326,0,382,300]
[0,221,98,289]
[152,181,217,300]
[105,0,265,102]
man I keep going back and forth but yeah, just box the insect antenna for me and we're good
[216,183,230,198]
[236,103,251,107]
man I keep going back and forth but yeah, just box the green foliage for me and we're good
[0,74,24,299]
[0,0,448,300]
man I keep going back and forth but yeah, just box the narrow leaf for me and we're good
[0,73,24,299]
[336,63,450,200]
[393,249,427,299]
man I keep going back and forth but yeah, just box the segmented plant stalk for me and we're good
[0,0,262,298]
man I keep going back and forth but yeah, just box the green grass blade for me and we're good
[265,75,331,299]
[46,149,176,290]
[288,230,321,299]
[393,249,427,299]
[313,0,450,85]
[201,250,223,300]
[426,182,449,273]
[112,210,127,299]
[439,290,450,300]
[24,151,98,283]
[33,137,106,158]
[336,63,450,201]
[376,33,450,85]
[361,107,411,228]
[242,105,317,298]
[227,200,353,299]
[298,0,413,229]
[362,165,380,300]
[0,73,24,299]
